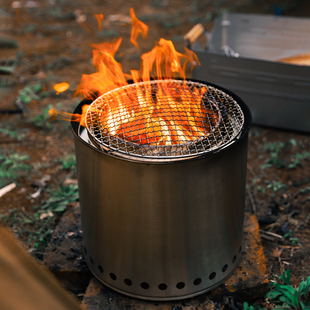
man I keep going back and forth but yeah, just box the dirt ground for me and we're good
[0,0,310,306]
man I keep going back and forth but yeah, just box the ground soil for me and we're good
[0,0,310,307]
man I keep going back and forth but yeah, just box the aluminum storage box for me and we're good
[189,13,310,132]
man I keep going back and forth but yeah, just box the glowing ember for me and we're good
[87,80,220,146]
[53,82,70,94]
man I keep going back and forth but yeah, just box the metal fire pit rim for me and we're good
[85,79,243,158]
[71,109,249,165]
[71,79,252,164]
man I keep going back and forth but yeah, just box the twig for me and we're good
[280,257,293,260]
[277,248,284,274]
[31,187,43,199]
[223,296,239,310]
[0,139,21,144]
[290,188,303,200]
[260,233,276,242]
[277,245,300,249]
[0,109,23,114]
[260,230,283,239]
[247,186,256,214]
[0,183,16,198]
[247,163,258,179]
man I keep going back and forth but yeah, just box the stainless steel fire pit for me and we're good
[71,79,252,301]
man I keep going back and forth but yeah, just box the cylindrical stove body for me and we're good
[71,80,252,300]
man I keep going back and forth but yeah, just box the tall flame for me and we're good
[130,8,148,48]
[51,8,208,146]
[75,37,126,99]
[140,38,197,81]
[75,37,199,100]
[94,14,104,30]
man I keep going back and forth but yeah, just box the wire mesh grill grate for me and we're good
[85,80,244,158]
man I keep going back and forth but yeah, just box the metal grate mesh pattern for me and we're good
[85,80,244,158]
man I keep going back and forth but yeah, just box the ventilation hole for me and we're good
[209,272,216,280]
[158,283,167,290]
[110,273,117,281]
[98,265,103,273]
[124,279,132,286]
[176,282,185,289]
[222,264,228,272]
[193,278,201,286]
[232,255,237,264]
[89,256,93,264]
[239,246,242,254]
[83,246,87,255]
[141,282,149,289]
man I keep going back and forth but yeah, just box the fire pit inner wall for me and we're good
[71,80,252,301]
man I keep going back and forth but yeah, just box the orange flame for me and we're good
[91,37,122,60]
[94,14,104,30]
[50,8,204,145]
[74,37,126,99]
[75,36,198,100]
[53,82,70,94]
[49,105,90,127]
[141,38,193,81]
[130,8,148,48]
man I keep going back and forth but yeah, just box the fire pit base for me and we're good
[81,213,268,308]
[72,80,251,301]
[43,205,269,306]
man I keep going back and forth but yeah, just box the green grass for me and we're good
[0,208,54,258]
[30,104,54,130]
[288,152,310,169]
[265,180,287,193]
[0,126,28,141]
[0,152,31,187]
[243,270,310,309]
[261,141,285,169]
[261,140,310,170]
[17,82,46,104]
[266,270,310,309]
[0,183,79,259]
[42,184,79,213]
[59,154,76,172]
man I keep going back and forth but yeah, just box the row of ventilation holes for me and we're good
[84,246,242,291]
